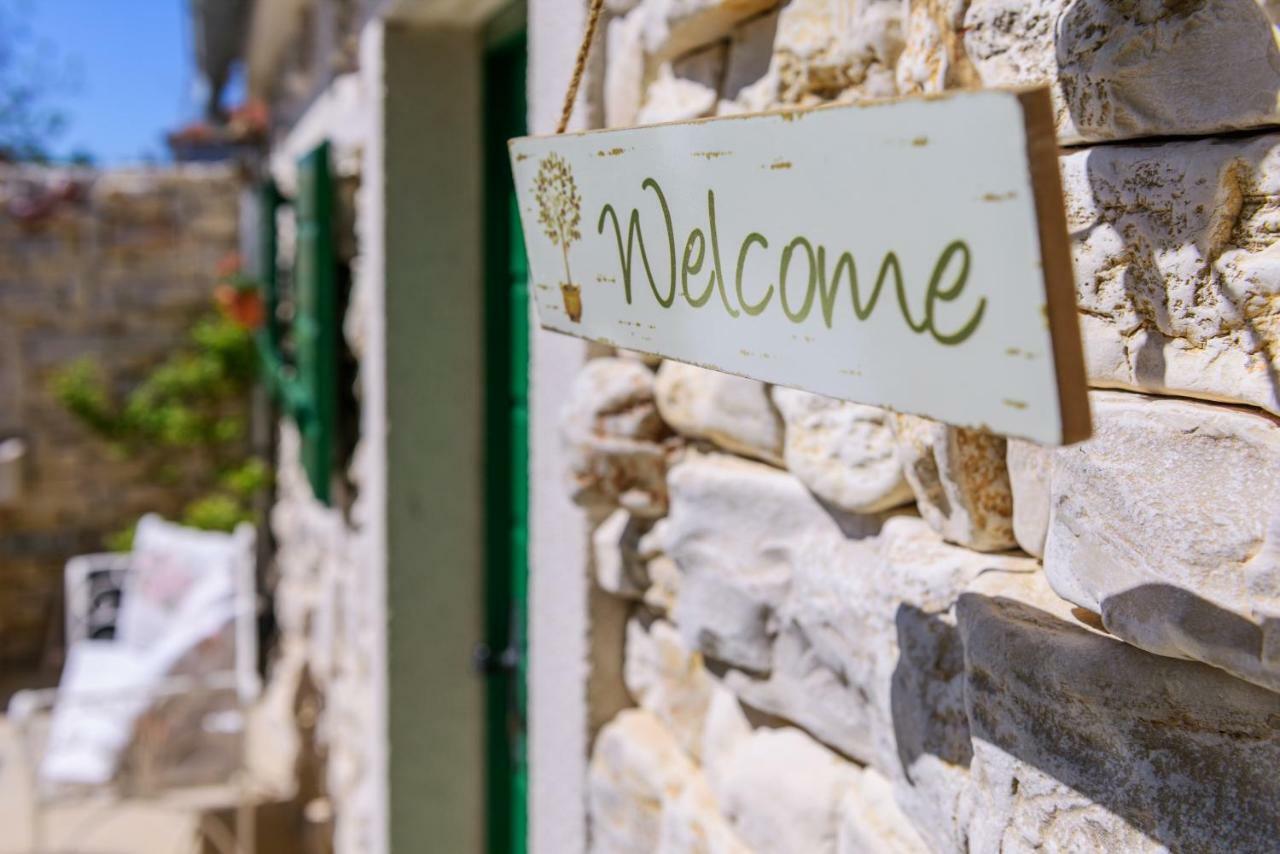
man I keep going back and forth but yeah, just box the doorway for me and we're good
[482,18,529,854]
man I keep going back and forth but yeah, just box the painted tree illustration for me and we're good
[535,153,582,288]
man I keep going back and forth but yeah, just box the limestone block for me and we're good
[638,517,669,557]
[699,685,754,797]
[606,10,647,128]
[655,362,784,464]
[657,774,752,854]
[638,61,720,125]
[1063,134,1280,415]
[664,452,886,671]
[594,509,654,599]
[643,555,682,614]
[774,0,904,104]
[895,0,973,96]
[899,0,1280,144]
[837,768,930,854]
[1005,439,1051,559]
[959,570,1280,853]
[562,358,671,518]
[617,347,664,368]
[772,387,913,513]
[640,0,779,62]
[892,415,1016,552]
[589,709,701,853]
[636,521,682,612]
[718,8,780,112]
[1044,391,1280,693]
[625,618,718,759]
[712,727,858,854]
[723,516,1036,853]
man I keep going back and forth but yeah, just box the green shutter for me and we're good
[482,24,529,854]
[293,142,338,505]
[255,143,338,506]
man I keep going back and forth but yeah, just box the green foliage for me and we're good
[104,524,135,554]
[50,312,269,544]
[53,314,256,450]
[49,360,119,439]
[182,494,249,532]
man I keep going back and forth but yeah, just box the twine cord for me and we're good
[556,0,606,134]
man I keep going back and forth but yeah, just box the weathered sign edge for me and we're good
[508,84,1049,145]
[1018,87,1092,445]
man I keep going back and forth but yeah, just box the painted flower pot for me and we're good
[561,283,582,323]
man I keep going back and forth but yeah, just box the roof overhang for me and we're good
[245,0,313,100]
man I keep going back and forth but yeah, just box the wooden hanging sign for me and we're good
[509,87,1089,445]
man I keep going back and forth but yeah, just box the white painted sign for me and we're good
[510,87,1089,445]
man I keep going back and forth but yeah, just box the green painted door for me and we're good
[482,25,529,854]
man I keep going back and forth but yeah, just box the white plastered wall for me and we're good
[528,2,611,853]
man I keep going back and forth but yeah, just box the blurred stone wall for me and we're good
[575,1,1280,851]
[0,165,240,673]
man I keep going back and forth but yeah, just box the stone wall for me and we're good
[0,165,240,673]
[261,58,383,854]
[574,1,1280,851]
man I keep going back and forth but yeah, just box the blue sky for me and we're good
[19,1,228,164]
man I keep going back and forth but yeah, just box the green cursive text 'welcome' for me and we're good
[596,178,986,346]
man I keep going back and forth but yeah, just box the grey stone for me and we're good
[718,8,780,112]
[1044,390,1280,693]
[959,569,1280,853]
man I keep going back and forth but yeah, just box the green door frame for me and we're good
[482,20,529,854]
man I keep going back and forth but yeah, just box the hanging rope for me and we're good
[556,0,607,134]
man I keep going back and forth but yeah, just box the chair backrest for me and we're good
[118,515,260,703]
[64,553,132,645]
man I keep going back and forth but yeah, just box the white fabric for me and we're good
[39,643,159,786]
[38,516,253,788]
[117,515,246,650]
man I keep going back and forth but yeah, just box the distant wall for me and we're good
[0,164,240,674]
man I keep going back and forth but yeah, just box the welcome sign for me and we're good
[509,87,1089,445]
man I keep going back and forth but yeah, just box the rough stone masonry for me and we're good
[572,1,1280,851]
[0,165,240,673]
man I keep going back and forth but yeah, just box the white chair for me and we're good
[7,515,263,853]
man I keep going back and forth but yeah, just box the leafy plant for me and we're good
[51,310,269,542]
